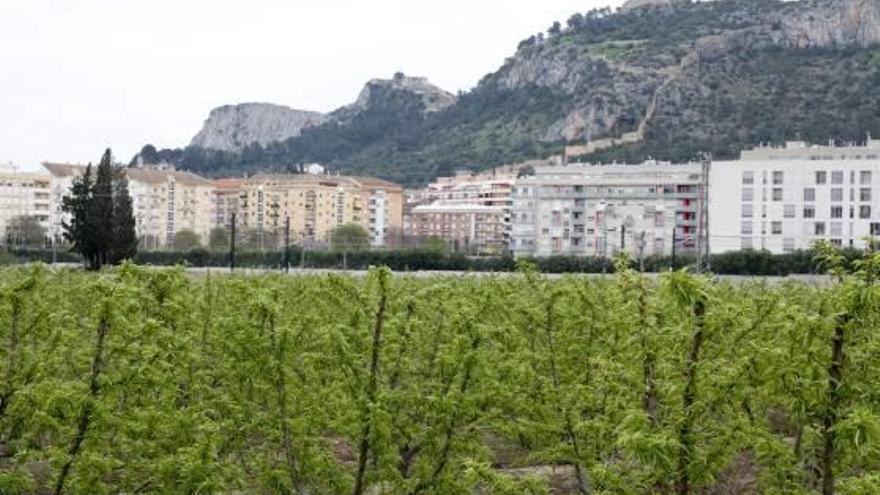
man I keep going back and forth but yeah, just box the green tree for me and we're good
[90,150,116,267]
[110,169,137,263]
[5,215,46,247]
[330,223,370,251]
[61,149,137,270]
[62,164,96,266]
[172,230,202,251]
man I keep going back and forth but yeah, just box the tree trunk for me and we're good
[54,315,109,495]
[352,274,388,495]
[0,297,22,420]
[268,311,304,494]
[821,314,848,495]
[676,299,705,495]
[639,284,659,426]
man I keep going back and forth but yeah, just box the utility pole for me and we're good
[671,227,677,270]
[638,230,645,272]
[620,224,626,253]
[284,217,290,274]
[696,154,711,272]
[230,212,236,273]
[703,156,711,271]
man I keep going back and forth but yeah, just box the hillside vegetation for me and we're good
[139,0,880,185]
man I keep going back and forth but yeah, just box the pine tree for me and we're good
[111,168,137,264]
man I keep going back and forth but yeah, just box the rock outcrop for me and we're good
[190,103,327,152]
[331,73,457,122]
[191,74,455,152]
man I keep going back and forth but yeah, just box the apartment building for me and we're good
[404,172,513,254]
[510,163,706,258]
[238,174,403,247]
[42,162,87,242]
[710,140,880,254]
[125,168,214,248]
[351,177,404,247]
[0,164,51,243]
[406,204,508,254]
[212,178,244,229]
[42,163,214,248]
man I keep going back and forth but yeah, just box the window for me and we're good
[772,188,783,201]
[783,238,795,252]
[832,171,844,184]
[771,221,783,235]
[860,205,872,219]
[784,204,796,218]
[741,237,753,250]
[861,188,872,202]
[742,171,755,185]
[831,188,844,202]
[816,171,827,184]
[831,222,842,236]
[872,223,880,236]
[741,221,753,235]
[861,171,872,185]
[804,188,816,202]
[772,171,784,185]
[741,204,753,218]
[815,222,826,236]
[742,188,754,202]
[831,206,843,219]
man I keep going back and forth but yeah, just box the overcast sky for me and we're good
[1,0,623,168]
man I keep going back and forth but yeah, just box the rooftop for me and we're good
[740,140,880,161]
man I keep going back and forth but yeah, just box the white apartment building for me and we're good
[0,164,51,243]
[42,163,86,242]
[510,163,706,258]
[710,140,880,254]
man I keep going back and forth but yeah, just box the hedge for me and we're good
[2,247,865,276]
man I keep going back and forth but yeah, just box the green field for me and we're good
[0,251,878,494]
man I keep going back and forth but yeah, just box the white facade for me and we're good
[368,190,387,246]
[710,141,880,254]
[510,163,706,258]
[0,164,51,243]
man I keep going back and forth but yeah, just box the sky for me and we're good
[0,0,627,169]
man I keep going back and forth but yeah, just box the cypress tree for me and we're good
[62,149,138,270]
[62,164,97,269]
[111,168,137,264]
[90,149,115,268]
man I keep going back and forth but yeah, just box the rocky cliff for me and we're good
[190,74,455,152]
[190,103,327,152]
[332,73,457,123]
[139,0,880,185]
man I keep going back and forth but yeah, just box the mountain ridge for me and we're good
[135,0,880,185]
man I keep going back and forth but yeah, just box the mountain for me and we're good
[136,0,880,185]
[331,73,457,123]
[190,103,327,152]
